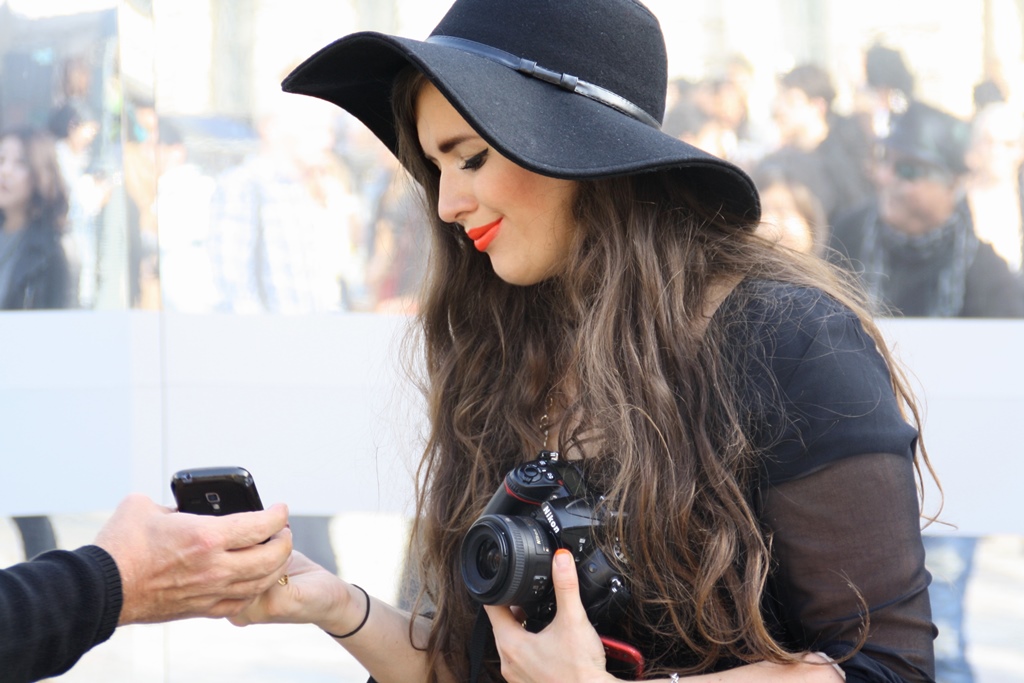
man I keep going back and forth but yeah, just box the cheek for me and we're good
[922,188,957,222]
[878,188,911,222]
[540,189,577,251]
[881,185,949,227]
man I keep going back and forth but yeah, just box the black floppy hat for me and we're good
[283,0,760,222]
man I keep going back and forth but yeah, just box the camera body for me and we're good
[460,452,629,631]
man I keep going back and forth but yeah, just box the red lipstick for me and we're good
[466,218,502,252]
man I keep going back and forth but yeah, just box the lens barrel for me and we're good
[460,514,555,606]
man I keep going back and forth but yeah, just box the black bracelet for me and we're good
[323,584,370,639]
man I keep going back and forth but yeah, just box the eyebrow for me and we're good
[434,133,479,156]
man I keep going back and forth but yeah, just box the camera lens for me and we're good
[462,519,510,596]
[460,514,555,606]
[205,492,221,503]
[476,538,503,581]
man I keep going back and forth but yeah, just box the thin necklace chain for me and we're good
[539,392,554,451]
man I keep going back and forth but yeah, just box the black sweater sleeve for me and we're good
[0,545,123,682]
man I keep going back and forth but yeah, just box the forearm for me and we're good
[319,583,453,683]
[658,655,843,683]
[764,454,935,681]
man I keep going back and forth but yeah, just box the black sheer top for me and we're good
[719,280,935,682]
[373,281,936,683]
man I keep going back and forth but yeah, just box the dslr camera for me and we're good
[460,451,630,630]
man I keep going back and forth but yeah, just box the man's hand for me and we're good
[94,494,292,625]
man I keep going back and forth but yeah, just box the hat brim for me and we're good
[283,32,760,221]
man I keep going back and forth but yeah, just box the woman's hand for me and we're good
[229,550,357,633]
[484,549,614,683]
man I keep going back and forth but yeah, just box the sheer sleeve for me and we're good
[762,452,936,683]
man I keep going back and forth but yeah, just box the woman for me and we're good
[0,126,72,309]
[751,165,830,257]
[235,1,937,681]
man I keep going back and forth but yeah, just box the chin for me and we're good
[488,250,565,286]
[493,263,560,287]
[494,272,543,287]
[486,260,530,286]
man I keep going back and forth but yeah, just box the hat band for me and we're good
[426,35,662,129]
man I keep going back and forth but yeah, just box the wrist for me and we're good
[319,582,370,638]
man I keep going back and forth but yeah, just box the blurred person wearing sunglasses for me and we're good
[829,101,1024,318]
[830,100,1023,683]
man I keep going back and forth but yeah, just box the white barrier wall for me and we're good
[0,312,1021,535]
[877,318,1024,536]
[0,311,421,518]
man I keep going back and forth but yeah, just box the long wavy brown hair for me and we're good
[391,68,934,682]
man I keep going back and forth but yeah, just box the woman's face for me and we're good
[415,82,579,286]
[0,135,33,216]
[756,183,814,254]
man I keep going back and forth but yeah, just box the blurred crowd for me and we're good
[667,44,1024,318]
[1,50,429,315]
[1,42,1023,317]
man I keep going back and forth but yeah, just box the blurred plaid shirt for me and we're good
[207,154,364,314]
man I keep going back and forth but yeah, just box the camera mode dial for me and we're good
[505,458,565,502]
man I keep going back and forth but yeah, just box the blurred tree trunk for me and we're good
[210,0,254,119]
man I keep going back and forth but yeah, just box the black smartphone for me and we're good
[171,466,264,516]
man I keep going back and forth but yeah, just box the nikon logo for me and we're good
[541,503,560,534]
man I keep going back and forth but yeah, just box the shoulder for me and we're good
[720,280,883,396]
[826,202,874,262]
[970,240,1019,278]
[964,243,1024,317]
[721,281,917,482]
[14,225,67,270]
[720,280,861,351]
[823,113,872,154]
[21,222,63,245]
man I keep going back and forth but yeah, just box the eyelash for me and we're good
[460,149,488,171]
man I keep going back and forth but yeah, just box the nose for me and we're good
[437,171,475,225]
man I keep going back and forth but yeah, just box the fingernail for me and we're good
[554,549,572,568]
